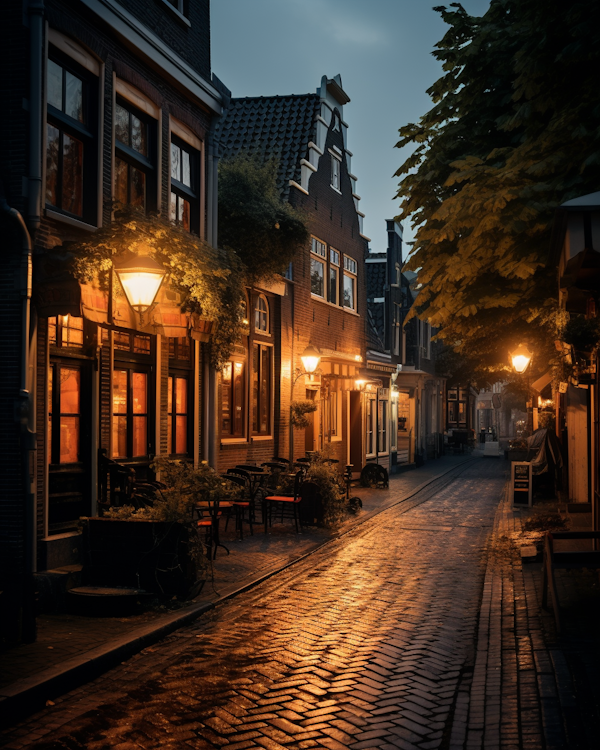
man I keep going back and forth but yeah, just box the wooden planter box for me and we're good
[82,518,203,598]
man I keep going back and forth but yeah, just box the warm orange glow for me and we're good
[115,255,166,313]
[510,343,533,374]
[300,344,321,374]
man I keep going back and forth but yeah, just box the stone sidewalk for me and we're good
[0,455,476,726]
[453,487,600,749]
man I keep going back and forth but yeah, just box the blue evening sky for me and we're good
[211,0,491,257]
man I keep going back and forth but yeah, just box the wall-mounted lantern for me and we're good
[114,255,166,314]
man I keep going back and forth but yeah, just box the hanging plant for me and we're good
[290,399,318,428]
[66,204,247,368]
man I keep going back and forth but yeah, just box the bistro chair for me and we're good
[193,495,232,560]
[220,473,254,539]
[263,469,304,535]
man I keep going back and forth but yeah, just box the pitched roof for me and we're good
[215,94,321,201]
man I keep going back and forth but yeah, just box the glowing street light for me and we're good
[510,343,533,374]
[114,255,166,314]
[300,344,321,374]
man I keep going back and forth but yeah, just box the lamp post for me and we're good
[289,345,321,463]
[114,255,166,323]
[510,343,533,434]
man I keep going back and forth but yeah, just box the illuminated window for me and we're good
[46,50,97,223]
[222,359,246,438]
[170,136,199,233]
[48,364,81,465]
[112,369,149,458]
[254,294,269,333]
[167,376,188,455]
[114,97,156,211]
[252,344,271,436]
[48,315,84,348]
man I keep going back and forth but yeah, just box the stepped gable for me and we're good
[216,93,321,200]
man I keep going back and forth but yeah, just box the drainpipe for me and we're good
[205,124,220,468]
[1,197,37,643]
[28,0,45,233]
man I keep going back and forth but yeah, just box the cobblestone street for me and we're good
[1,460,510,750]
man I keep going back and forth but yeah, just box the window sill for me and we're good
[221,438,249,445]
[330,185,342,195]
[45,207,98,232]
[158,0,191,27]
[251,435,273,442]
[311,294,360,317]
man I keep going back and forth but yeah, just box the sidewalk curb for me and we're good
[0,456,477,729]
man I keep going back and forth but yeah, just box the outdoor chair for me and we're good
[263,469,304,534]
[193,497,229,560]
[220,473,254,539]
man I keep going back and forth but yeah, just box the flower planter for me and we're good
[82,517,203,598]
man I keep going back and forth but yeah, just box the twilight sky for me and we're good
[211,0,491,257]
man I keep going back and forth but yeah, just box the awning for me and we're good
[531,370,552,394]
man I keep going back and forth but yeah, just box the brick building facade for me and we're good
[0,0,223,642]
[215,75,370,473]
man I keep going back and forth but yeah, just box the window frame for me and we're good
[169,133,200,234]
[331,153,341,191]
[48,360,84,466]
[254,294,270,334]
[114,94,158,212]
[252,342,272,437]
[45,46,98,224]
[343,255,358,311]
[167,336,193,457]
[111,330,155,461]
[221,357,247,439]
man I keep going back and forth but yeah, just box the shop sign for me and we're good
[511,461,532,507]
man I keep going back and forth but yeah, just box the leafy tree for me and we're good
[218,155,309,283]
[395,0,600,381]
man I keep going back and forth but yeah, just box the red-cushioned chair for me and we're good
[263,470,304,534]
[221,473,254,539]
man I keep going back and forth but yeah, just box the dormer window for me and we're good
[254,294,269,333]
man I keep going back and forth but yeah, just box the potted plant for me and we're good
[82,459,242,598]
[290,399,318,429]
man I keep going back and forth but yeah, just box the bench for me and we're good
[541,531,600,633]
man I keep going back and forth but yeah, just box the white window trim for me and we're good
[331,390,343,442]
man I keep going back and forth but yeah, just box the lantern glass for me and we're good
[300,345,321,374]
[510,344,533,374]
[115,256,165,313]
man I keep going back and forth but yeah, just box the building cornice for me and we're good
[79,0,222,113]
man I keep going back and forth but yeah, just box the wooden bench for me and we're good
[541,530,600,633]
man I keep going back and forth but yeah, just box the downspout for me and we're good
[206,126,220,468]
[28,0,45,233]
[1,198,36,642]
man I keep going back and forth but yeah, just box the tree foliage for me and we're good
[395,0,600,381]
[218,154,309,283]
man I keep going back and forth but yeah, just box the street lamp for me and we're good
[114,255,166,315]
[289,345,322,463]
[300,344,321,375]
[510,343,533,374]
[510,343,534,434]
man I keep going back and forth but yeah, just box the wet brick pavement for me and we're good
[1,459,505,750]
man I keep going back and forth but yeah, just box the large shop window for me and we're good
[170,135,200,233]
[222,359,246,438]
[168,337,192,456]
[46,48,97,223]
[252,344,272,436]
[114,97,156,211]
